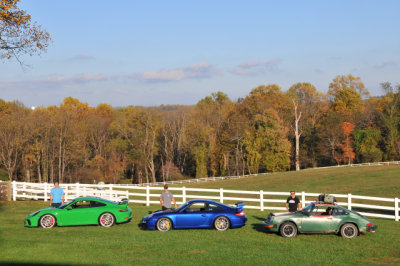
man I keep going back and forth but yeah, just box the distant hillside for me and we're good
[181,165,400,198]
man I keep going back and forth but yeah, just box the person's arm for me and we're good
[62,193,65,204]
[298,202,302,210]
[160,197,164,207]
[285,202,289,211]
[50,195,53,206]
[172,197,177,209]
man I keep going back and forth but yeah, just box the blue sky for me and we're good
[1,0,399,107]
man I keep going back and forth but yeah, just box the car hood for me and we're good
[143,209,179,220]
[273,212,297,217]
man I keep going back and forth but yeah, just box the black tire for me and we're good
[156,217,172,232]
[99,212,115,227]
[39,214,56,228]
[280,222,297,238]
[340,223,358,239]
[214,216,230,231]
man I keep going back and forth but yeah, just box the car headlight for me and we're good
[30,211,40,217]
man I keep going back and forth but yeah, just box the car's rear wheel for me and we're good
[340,223,358,238]
[280,222,297,238]
[99,212,115,227]
[214,216,230,231]
[156,217,172,231]
[39,214,56,228]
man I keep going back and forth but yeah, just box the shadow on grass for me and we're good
[0,263,74,266]
[352,207,399,217]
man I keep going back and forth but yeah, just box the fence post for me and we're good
[109,184,113,199]
[395,197,399,222]
[12,181,16,201]
[44,182,48,201]
[22,182,26,199]
[65,185,69,201]
[83,185,86,197]
[348,193,352,210]
[301,191,306,208]
[146,186,150,206]
[260,190,264,211]
[76,183,80,197]
[220,188,224,203]
[182,186,186,203]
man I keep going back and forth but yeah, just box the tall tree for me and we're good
[377,82,400,160]
[0,100,29,180]
[0,0,51,65]
[287,82,324,170]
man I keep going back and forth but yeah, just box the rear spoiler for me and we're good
[235,202,245,212]
[118,198,129,206]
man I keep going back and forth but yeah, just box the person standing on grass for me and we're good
[50,181,64,208]
[160,185,177,211]
[286,190,301,212]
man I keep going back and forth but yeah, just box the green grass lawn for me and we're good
[1,201,400,265]
[1,165,400,265]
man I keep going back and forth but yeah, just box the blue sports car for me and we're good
[139,199,247,231]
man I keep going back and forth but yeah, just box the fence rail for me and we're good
[11,181,399,222]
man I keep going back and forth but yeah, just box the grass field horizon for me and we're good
[1,165,399,265]
[174,165,400,199]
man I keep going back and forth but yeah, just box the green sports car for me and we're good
[25,197,132,228]
[263,202,377,238]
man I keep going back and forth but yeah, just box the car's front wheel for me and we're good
[156,217,172,231]
[340,223,358,238]
[39,214,56,228]
[280,222,297,238]
[214,216,230,231]
[99,213,115,227]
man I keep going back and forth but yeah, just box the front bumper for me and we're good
[262,221,278,232]
[366,224,377,232]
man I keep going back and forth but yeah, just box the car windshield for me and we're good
[177,202,189,211]
[58,200,74,209]
[302,203,315,214]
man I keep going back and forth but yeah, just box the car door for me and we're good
[301,206,335,232]
[60,200,100,225]
[175,202,209,228]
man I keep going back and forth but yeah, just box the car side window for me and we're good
[333,208,348,216]
[90,201,106,208]
[206,203,223,212]
[72,200,91,209]
[185,203,204,212]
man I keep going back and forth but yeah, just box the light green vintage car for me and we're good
[263,202,377,238]
[25,197,132,228]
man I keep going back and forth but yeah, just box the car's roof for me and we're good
[312,201,337,207]
[72,197,117,203]
[186,199,224,205]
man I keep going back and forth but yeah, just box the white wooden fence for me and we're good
[11,181,399,222]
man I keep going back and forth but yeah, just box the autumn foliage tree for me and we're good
[0,0,51,65]
[338,122,356,165]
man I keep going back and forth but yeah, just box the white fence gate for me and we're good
[11,181,399,221]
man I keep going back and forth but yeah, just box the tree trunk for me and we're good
[293,100,302,171]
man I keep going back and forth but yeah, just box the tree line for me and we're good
[1,74,399,184]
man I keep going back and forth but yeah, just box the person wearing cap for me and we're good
[286,190,301,212]
[160,185,177,211]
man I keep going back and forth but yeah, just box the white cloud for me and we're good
[0,73,108,90]
[132,62,221,82]
[233,59,282,76]
[374,61,397,69]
